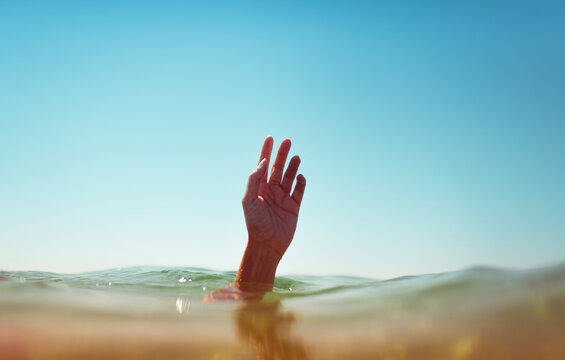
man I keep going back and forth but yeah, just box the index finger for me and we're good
[258,136,274,182]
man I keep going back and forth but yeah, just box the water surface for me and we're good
[1,264,565,359]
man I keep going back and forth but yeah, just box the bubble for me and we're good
[188,278,193,282]
[202,285,207,291]
[178,276,187,283]
[108,282,112,286]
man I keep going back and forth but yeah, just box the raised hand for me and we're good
[242,136,306,257]
[236,136,306,292]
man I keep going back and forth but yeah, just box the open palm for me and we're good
[242,137,306,257]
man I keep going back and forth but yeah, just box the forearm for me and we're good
[204,238,283,302]
[235,237,282,293]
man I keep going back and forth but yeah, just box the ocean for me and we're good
[1,263,564,359]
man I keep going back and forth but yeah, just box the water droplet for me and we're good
[288,287,293,292]
[178,276,187,283]
[202,285,206,291]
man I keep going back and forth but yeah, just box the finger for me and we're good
[243,158,268,204]
[258,136,274,183]
[281,155,301,194]
[269,138,291,185]
[291,174,306,206]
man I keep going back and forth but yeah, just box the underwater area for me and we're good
[1,263,565,359]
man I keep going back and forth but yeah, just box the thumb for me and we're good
[242,158,268,204]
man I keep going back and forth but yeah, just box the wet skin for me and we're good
[205,136,306,300]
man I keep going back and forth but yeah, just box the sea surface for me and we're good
[1,263,565,359]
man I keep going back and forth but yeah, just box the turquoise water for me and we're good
[1,264,565,359]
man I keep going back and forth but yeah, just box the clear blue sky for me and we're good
[1,1,564,278]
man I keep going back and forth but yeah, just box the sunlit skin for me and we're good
[204,136,306,301]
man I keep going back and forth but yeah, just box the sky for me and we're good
[1,1,564,279]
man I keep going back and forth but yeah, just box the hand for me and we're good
[242,136,306,258]
[235,136,306,292]
[204,136,306,301]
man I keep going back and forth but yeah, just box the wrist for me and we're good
[235,237,282,293]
